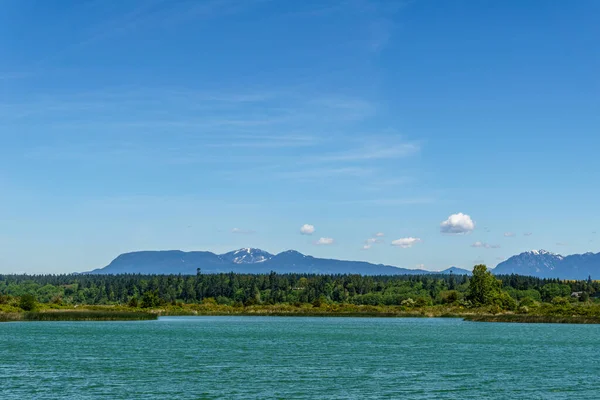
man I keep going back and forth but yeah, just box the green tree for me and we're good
[19,293,38,311]
[440,290,461,304]
[494,291,517,311]
[467,265,501,306]
[128,296,139,308]
[0,294,11,304]
[540,283,571,302]
[448,272,456,290]
[140,290,160,308]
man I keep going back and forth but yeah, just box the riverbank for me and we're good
[3,302,600,323]
[0,311,157,322]
[464,314,600,324]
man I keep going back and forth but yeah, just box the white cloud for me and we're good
[524,232,533,236]
[231,228,255,234]
[363,235,384,249]
[375,232,385,237]
[440,213,475,234]
[504,232,516,237]
[315,237,334,245]
[391,237,421,248]
[366,237,384,244]
[300,224,315,235]
[471,241,500,249]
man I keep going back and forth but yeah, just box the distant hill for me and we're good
[85,248,470,276]
[439,267,472,275]
[493,250,600,279]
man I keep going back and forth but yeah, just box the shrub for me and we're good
[50,295,63,305]
[415,296,433,307]
[19,294,38,311]
[519,297,538,307]
[140,290,161,308]
[216,296,232,306]
[489,304,502,315]
[439,290,461,304]
[401,298,416,307]
[551,296,570,306]
[518,306,529,314]
[494,292,517,311]
[128,297,139,308]
[202,297,217,306]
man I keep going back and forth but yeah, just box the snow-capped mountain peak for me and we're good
[494,249,569,276]
[220,248,274,264]
[528,249,554,256]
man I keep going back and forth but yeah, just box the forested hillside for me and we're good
[1,269,597,308]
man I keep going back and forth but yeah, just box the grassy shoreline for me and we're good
[463,314,600,324]
[0,310,157,322]
[4,304,600,324]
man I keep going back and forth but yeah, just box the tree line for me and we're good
[1,266,598,310]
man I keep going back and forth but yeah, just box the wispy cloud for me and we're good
[32,0,169,66]
[205,134,319,149]
[315,237,334,246]
[365,237,384,245]
[276,167,375,181]
[231,228,256,235]
[362,233,385,249]
[346,0,412,54]
[309,96,376,120]
[34,0,268,66]
[391,237,421,248]
[7,53,426,202]
[471,241,500,249]
[504,232,516,237]
[338,197,434,206]
[314,142,419,163]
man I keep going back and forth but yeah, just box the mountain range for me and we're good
[87,248,600,280]
[494,249,600,279]
[86,248,470,276]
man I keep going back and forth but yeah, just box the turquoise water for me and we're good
[1,317,599,399]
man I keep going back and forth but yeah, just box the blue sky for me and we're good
[1,0,599,273]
